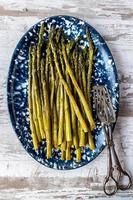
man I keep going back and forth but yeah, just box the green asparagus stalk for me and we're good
[66,146,71,160]
[86,29,96,149]
[73,48,79,81]
[40,58,47,139]
[88,129,95,150]
[66,47,79,150]
[56,81,60,120]
[61,46,73,146]
[32,88,41,143]
[73,49,85,148]
[28,46,38,150]
[66,43,79,155]
[49,49,55,110]
[37,24,45,76]
[32,46,45,140]
[61,118,66,158]
[43,80,52,158]
[71,107,79,149]
[45,43,50,81]
[53,104,58,148]
[40,57,45,85]
[76,148,81,163]
[37,24,47,139]
[37,24,44,109]
[32,47,41,142]
[78,51,87,147]
[79,128,86,147]
[61,141,66,152]
[66,40,75,56]
[79,51,87,100]
[60,48,72,143]
[61,151,66,160]
[58,83,64,145]
[56,28,62,44]
[86,29,94,105]
[67,141,72,148]
[71,48,80,151]
[79,49,95,149]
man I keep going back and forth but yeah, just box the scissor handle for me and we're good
[104,128,118,196]
[117,169,132,190]
[103,175,118,196]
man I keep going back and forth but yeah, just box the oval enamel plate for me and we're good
[7,16,119,170]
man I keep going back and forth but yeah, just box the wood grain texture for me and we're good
[0,0,133,199]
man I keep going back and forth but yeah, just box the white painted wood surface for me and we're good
[0,0,133,199]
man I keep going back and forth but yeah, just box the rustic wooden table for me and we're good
[0,0,133,199]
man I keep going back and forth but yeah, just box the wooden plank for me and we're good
[0,0,133,20]
[0,187,133,200]
[0,0,133,199]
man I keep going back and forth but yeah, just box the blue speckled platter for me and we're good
[7,15,119,170]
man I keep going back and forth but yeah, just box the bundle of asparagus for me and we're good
[28,24,96,162]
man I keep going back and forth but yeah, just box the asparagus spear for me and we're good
[61,151,66,160]
[71,107,79,149]
[61,118,66,159]
[32,46,45,140]
[41,37,53,158]
[86,29,94,105]
[32,47,41,143]
[61,140,66,152]
[66,40,75,56]
[79,49,95,149]
[28,46,38,150]
[43,79,52,158]
[56,81,60,120]
[49,49,55,110]
[37,24,47,139]
[66,146,71,160]
[40,58,48,138]
[79,51,87,100]
[45,45,49,82]
[53,104,58,148]
[73,49,85,148]
[86,29,96,149]
[73,48,79,81]
[76,148,81,163]
[79,128,86,147]
[58,83,64,145]
[71,48,81,151]
[88,129,95,150]
[64,91,72,142]
[62,42,96,131]
[59,47,72,143]
[29,94,39,150]
[50,40,89,133]
[37,23,45,77]
[56,28,62,44]
[78,51,87,147]
[32,87,41,143]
